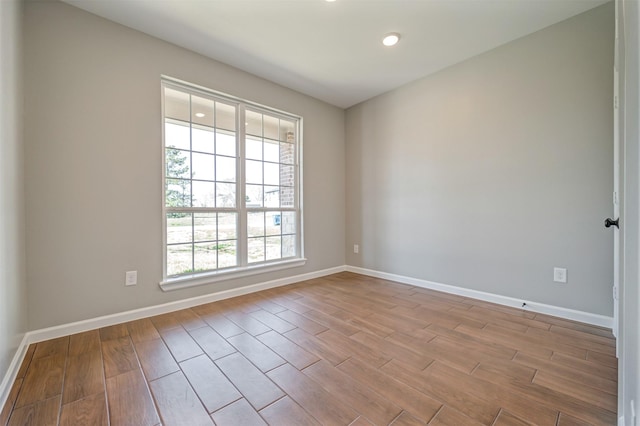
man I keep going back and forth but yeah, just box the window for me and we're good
[161,78,303,290]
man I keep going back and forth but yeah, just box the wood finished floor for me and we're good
[1,272,617,426]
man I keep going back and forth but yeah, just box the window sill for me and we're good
[159,258,307,292]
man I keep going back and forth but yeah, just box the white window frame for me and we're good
[160,77,305,291]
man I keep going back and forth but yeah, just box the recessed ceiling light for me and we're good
[194,112,205,118]
[382,33,400,47]
[326,0,336,2]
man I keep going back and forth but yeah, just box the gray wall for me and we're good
[0,0,27,379]
[346,3,615,315]
[24,1,345,330]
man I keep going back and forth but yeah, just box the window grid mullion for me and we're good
[215,213,219,271]
[191,214,195,274]
[189,94,195,274]
[263,211,267,263]
[237,105,248,268]
[261,114,266,263]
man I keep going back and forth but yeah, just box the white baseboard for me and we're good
[28,265,346,344]
[0,334,28,417]
[0,265,346,412]
[346,265,613,329]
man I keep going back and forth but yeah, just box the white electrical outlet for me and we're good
[125,270,137,286]
[553,267,567,283]
[354,244,359,254]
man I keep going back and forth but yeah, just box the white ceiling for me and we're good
[62,0,608,109]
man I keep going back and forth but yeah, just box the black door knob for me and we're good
[605,218,619,229]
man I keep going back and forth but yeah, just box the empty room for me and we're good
[1,0,639,425]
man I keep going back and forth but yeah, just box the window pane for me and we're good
[167,243,193,276]
[216,183,236,208]
[264,139,279,163]
[280,165,294,187]
[282,212,296,235]
[246,185,263,207]
[165,148,190,179]
[164,88,190,122]
[194,212,216,242]
[192,180,216,207]
[248,212,264,238]
[264,115,279,140]
[245,137,262,160]
[167,213,192,244]
[216,102,236,132]
[264,163,279,186]
[246,110,262,137]
[282,235,296,258]
[192,96,214,127]
[248,237,265,263]
[216,156,236,182]
[166,178,191,208]
[194,243,216,272]
[266,236,282,260]
[192,127,215,154]
[280,186,295,208]
[280,119,295,142]
[264,186,279,208]
[218,240,237,268]
[246,160,263,184]
[165,122,190,151]
[218,213,237,240]
[192,152,216,181]
[217,131,236,157]
[265,211,281,236]
[280,142,295,164]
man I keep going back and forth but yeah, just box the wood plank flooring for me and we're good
[1,272,617,425]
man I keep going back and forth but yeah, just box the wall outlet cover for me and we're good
[553,267,567,283]
[125,270,137,286]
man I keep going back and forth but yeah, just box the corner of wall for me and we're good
[0,0,28,415]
